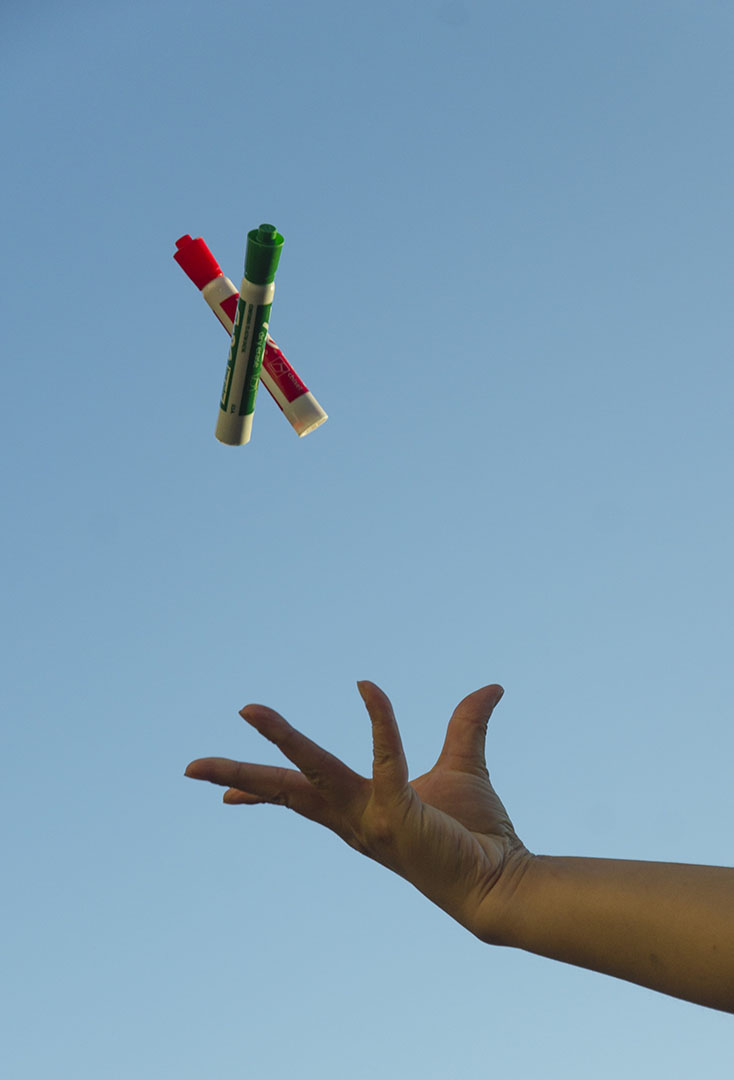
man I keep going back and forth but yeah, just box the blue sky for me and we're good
[2,1,733,1075]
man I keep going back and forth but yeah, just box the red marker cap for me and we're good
[173,234,222,290]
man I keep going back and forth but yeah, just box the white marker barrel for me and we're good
[215,273,274,445]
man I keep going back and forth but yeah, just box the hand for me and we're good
[185,681,532,944]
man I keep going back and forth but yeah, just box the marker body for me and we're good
[202,274,241,333]
[216,224,284,446]
[174,234,327,437]
[216,276,273,445]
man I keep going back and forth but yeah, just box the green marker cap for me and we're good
[244,223,285,285]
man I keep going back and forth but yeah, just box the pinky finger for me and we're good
[223,789,265,805]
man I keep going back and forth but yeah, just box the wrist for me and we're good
[474,846,539,948]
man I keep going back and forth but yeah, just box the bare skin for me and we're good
[185,681,734,1013]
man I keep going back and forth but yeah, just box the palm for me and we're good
[412,766,516,843]
[357,761,524,937]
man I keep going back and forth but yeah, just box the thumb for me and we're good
[435,684,504,773]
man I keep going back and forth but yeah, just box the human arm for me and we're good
[185,681,734,1013]
[502,853,734,1013]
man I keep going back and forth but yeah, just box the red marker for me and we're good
[174,234,328,437]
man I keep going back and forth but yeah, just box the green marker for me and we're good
[216,223,285,445]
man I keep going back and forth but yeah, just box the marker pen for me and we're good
[174,235,327,437]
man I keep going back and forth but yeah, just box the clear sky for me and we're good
[3,1,733,1075]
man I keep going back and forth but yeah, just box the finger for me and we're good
[435,684,504,773]
[186,758,307,796]
[357,681,409,797]
[222,786,331,823]
[221,787,327,823]
[238,704,365,802]
[220,785,368,848]
[223,790,264,804]
[185,758,331,820]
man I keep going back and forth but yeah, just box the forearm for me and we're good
[501,855,734,1012]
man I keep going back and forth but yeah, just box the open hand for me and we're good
[185,681,531,944]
